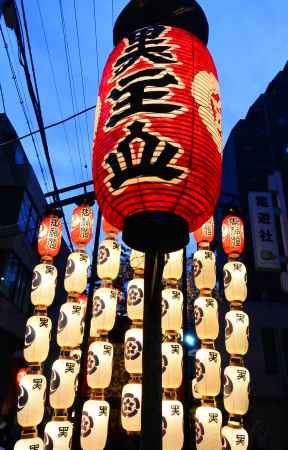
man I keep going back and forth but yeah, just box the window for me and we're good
[18,191,40,244]
[261,328,279,374]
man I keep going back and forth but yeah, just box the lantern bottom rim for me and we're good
[123,212,189,253]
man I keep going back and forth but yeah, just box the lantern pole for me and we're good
[71,207,102,449]
[141,249,165,450]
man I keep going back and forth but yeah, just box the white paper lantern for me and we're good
[163,250,183,282]
[90,288,117,335]
[193,250,216,291]
[130,249,145,273]
[44,420,73,450]
[64,251,89,294]
[162,342,183,389]
[49,358,77,409]
[194,296,219,341]
[195,348,221,397]
[224,262,247,303]
[31,263,57,307]
[161,288,183,332]
[192,378,201,400]
[127,278,144,322]
[225,311,249,356]
[121,383,142,432]
[57,302,85,348]
[222,424,249,450]
[81,399,110,450]
[14,437,44,450]
[24,315,51,363]
[97,239,121,280]
[124,328,143,374]
[87,341,113,389]
[17,374,46,428]
[195,406,222,450]
[162,400,184,450]
[224,365,250,416]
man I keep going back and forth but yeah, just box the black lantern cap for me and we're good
[113,0,209,47]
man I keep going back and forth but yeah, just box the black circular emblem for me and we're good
[224,269,232,288]
[193,259,203,277]
[50,369,61,394]
[121,392,140,418]
[125,337,142,361]
[162,355,168,373]
[195,418,205,444]
[93,296,105,317]
[161,298,169,317]
[81,411,94,438]
[225,318,233,340]
[195,358,205,382]
[65,258,75,278]
[162,416,168,437]
[127,285,143,306]
[57,311,68,333]
[194,305,204,326]
[17,385,28,412]
[44,432,53,450]
[87,351,99,375]
[98,245,110,264]
[224,375,233,398]
[31,270,41,291]
[24,325,36,348]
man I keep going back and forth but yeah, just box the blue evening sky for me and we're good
[0,0,287,252]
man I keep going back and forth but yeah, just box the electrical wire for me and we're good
[92,0,100,89]
[35,0,78,184]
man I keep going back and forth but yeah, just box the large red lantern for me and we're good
[93,23,222,251]
[37,214,62,258]
[222,214,245,256]
[193,216,215,245]
[71,204,94,247]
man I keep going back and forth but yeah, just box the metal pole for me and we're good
[71,207,102,449]
[141,250,165,450]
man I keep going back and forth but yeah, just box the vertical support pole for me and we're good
[71,207,102,449]
[141,250,165,450]
[182,245,191,450]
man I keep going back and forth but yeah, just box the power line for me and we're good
[0,104,96,147]
[92,0,100,88]
[35,0,78,184]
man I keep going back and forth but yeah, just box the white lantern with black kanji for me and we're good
[192,378,201,400]
[24,315,51,363]
[130,249,145,273]
[31,263,57,307]
[57,302,85,348]
[121,383,142,432]
[224,365,250,416]
[195,348,221,397]
[64,251,90,294]
[195,406,222,450]
[124,328,143,374]
[14,437,44,450]
[223,261,247,303]
[90,287,117,335]
[44,420,73,450]
[127,278,144,321]
[193,250,216,291]
[49,358,78,409]
[162,342,183,389]
[162,400,184,450]
[163,250,183,282]
[194,296,219,341]
[86,341,113,389]
[161,288,183,332]
[222,424,249,450]
[81,399,110,450]
[17,374,46,428]
[225,310,249,356]
[97,239,121,281]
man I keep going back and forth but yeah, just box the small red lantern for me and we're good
[38,215,62,258]
[71,205,94,247]
[102,218,119,238]
[16,368,28,387]
[193,216,215,245]
[93,24,222,251]
[222,214,244,256]
[78,293,87,307]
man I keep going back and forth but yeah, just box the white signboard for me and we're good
[248,192,281,271]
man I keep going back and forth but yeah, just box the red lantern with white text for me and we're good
[37,215,62,258]
[71,204,94,247]
[193,216,215,245]
[222,215,244,256]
